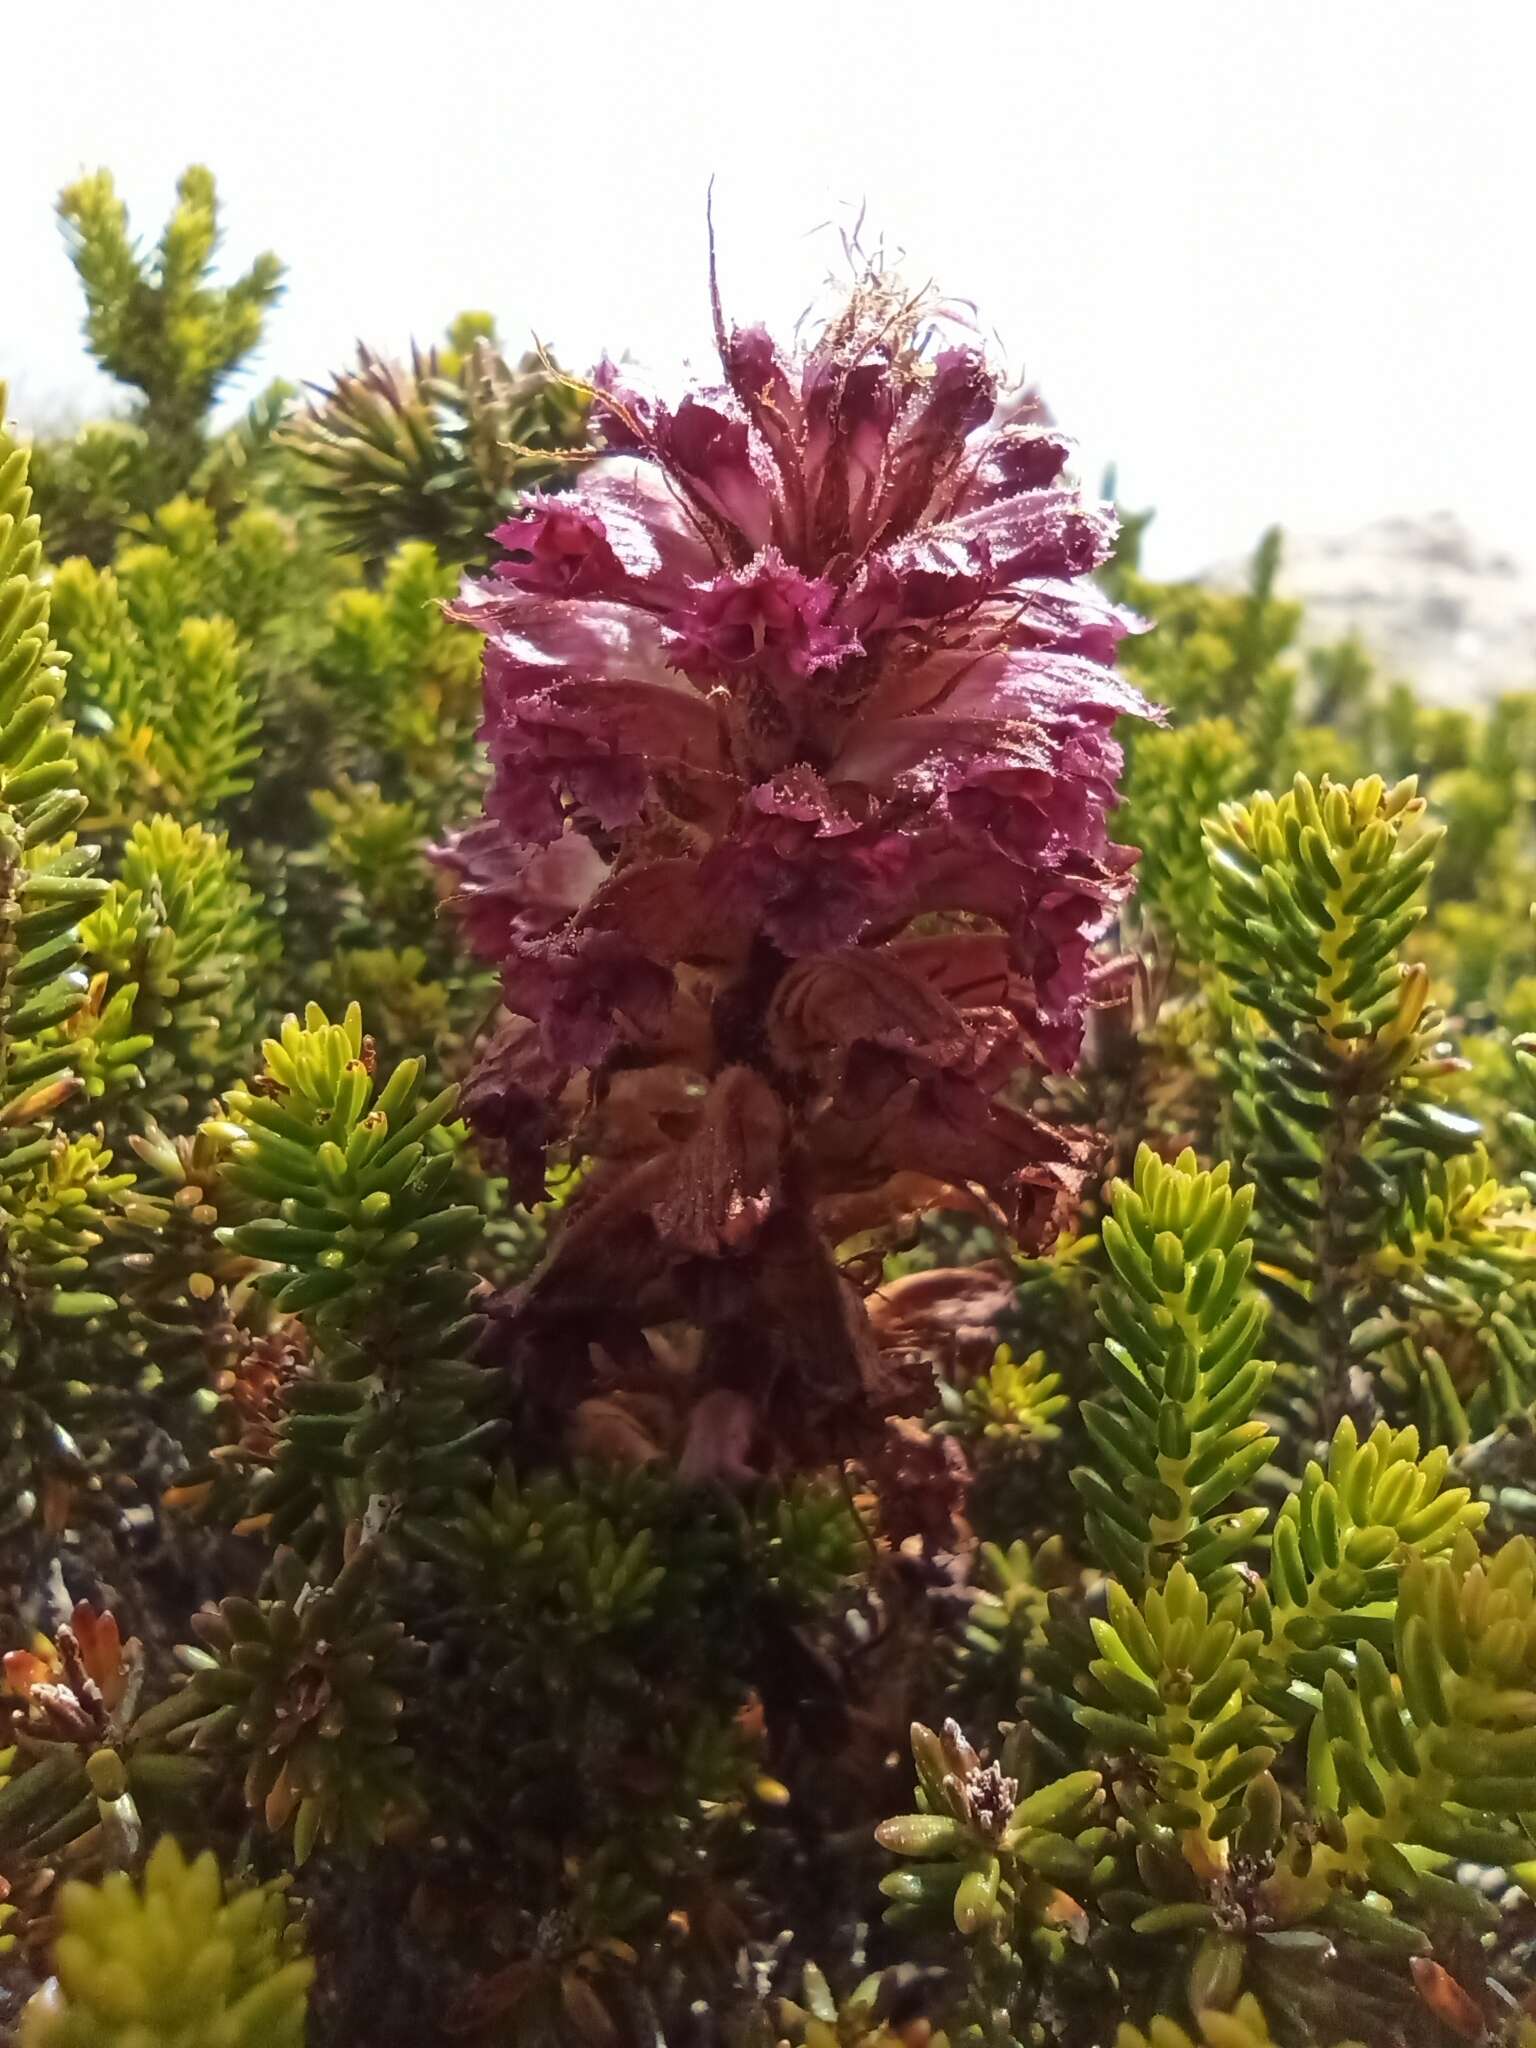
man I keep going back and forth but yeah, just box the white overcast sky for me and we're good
[5,1,1534,575]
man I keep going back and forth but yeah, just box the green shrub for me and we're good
[7,170,1536,2048]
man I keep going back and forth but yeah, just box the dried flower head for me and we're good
[3,1605,142,1748]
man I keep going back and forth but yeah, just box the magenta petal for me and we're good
[800,355,901,556]
[699,773,917,954]
[578,858,743,965]
[658,395,777,550]
[921,644,1153,729]
[727,839,912,957]
[960,423,1075,506]
[873,347,996,542]
[578,457,720,593]
[857,492,1119,612]
[1014,580,1150,664]
[508,928,675,1069]
[651,1065,785,1256]
[490,501,626,597]
[462,595,677,696]
[722,323,805,477]
[488,679,722,836]
[936,489,1118,583]
[513,680,724,774]
[434,822,610,957]
[840,361,899,504]
[838,551,989,636]
[589,355,658,450]
[769,949,981,1077]
[666,550,859,685]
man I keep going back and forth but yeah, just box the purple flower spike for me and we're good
[442,267,1156,1440]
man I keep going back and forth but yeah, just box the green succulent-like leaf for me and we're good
[1206,771,1446,1131]
[932,1342,1070,1454]
[72,813,266,1110]
[314,542,484,789]
[206,1001,490,1557]
[1354,1146,1536,1447]
[1114,1991,1362,2048]
[877,1718,1103,1950]
[776,1963,953,2048]
[952,1536,1067,1719]
[1077,1562,1269,1887]
[20,1834,310,2048]
[0,384,129,1520]
[176,1543,419,1863]
[51,551,259,826]
[1256,1415,1486,1717]
[1258,1531,1536,1939]
[1118,715,1254,957]
[1204,771,1486,1438]
[1076,1144,1275,1592]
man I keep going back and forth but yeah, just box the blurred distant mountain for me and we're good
[1207,513,1536,707]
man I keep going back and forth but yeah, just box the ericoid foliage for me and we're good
[284,316,591,565]
[8,168,1536,2048]
[29,167,582,1082]
[30,167,284,556]
[19,1837,311,2048]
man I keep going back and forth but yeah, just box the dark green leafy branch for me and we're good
[1079,1147,1274,1594]
[875,1142,1536,2043]
[209,1002,492,1560]
[1204,773,1488,1441]
[283,319,591,566]
[36,167,284,546]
